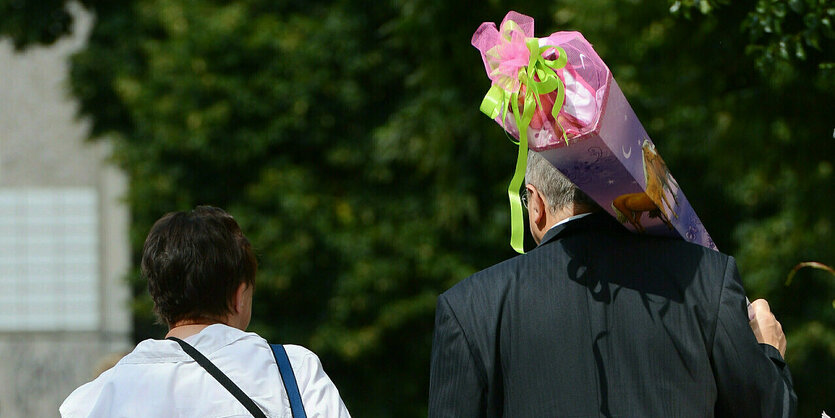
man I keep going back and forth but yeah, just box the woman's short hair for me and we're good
[141,206,257,327]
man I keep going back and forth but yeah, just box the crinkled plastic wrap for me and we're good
[472,12,609,150]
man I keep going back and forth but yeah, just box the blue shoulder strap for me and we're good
[270,344,307,418]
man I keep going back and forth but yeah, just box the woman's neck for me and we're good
[165,319,224,339]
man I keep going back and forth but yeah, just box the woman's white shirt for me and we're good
[59,324,351,418]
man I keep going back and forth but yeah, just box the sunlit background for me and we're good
[0,0,832,416]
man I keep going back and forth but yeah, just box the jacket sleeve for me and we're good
[428,294,486,418]
[711,257,797,417]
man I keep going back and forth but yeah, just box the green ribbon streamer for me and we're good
[479,38,569,253]
[506,89,534,253]
[480,85,506,120]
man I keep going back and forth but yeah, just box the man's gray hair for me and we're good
[525,151,597,213]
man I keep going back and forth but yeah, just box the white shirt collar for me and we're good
[546,212,593,234]
[122,323,245,363]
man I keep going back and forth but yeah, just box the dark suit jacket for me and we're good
[429,213,796,417]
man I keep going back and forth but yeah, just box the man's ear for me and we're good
[527,185,546,226]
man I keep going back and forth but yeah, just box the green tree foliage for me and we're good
[3,0,833,415]
[0,0,76,48]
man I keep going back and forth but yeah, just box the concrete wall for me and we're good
[0,4,132,417]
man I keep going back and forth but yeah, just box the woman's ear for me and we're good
[234,282,248,313]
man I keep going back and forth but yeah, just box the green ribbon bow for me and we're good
[480,39,569,253]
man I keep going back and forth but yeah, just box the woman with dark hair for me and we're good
[61,206,350,417]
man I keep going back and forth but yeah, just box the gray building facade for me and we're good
[0,5,133,417]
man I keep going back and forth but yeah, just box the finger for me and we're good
[749,317,761,337]
[750,298,770,311]
[751,299,773,318]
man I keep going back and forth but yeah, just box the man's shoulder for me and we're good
[440,251,533,306]
[636,234,732,267]
[572,216,733,268]
[554,211,729,261]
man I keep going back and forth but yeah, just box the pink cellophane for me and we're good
[472,12,611,151]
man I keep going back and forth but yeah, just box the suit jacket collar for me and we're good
[538,211,619,247]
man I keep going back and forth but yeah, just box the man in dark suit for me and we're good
[428,151,796,417]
